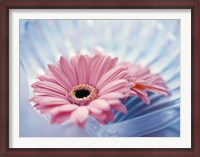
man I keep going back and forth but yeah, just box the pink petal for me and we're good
[56,60,62,71]
[132,88,150,104]
[29,95,44,102]
[91,56,111,85]
[35,104,60,110]
[70,106,89,128]
[134,68,150,78]
[37,75,57,84]
[33,103,39,108]
[45,68,54,76]
[70,55,78,66]
[111,103,127,114]
[96,66,128,90]
[113,71,130,80]
[129,90,137,96]
[146,88,168,96]
[31,81,67,95]
[60,56,77,86]
[70,55,79,78]
[105,111,115,122]
[137,83,169,96]
[89,54,104,85]
[89,99,111,111]
[107,57,118,71]
[48,64,72,91]
[145,74,163,83]
[124,63,151,78]
[91,110,114,124]
[90,112,108,124]
[87,105,102,114]
[39,98,70,105]
[107,99,121,105]
[30,96,70,105]
[99,92,125,100]
[33,87,66,99]
[99,79,128,95]
[83,54,91,65]
[77,55,88,84]
[51,112,71,124]
[43,104,78,116]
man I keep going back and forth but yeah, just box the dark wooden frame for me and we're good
[0,0,199,156]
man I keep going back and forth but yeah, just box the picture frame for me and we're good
[0,0,199,156]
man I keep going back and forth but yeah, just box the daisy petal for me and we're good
[77,55,88,84]
[44,104,78,116]
[30,96,70,105]
[96,66,128,90]
[99,79,128,95]
[89,54,104,85]
[51,112,71,124]
[33,87,66,99]
[31,81,67,95]
[136,83,169,96]
[48,64,72,91]
[99,92,125,100]
[70,106,89,128]
[106,111,115,122]
[89,99,111,111]
[112,103,127,114]
[60,56,77,86]
[132,88,150,104]
[90,111,108,124]
[87,105,102,114]
[107,57,118,71]
[37,75,57,83]
[92,56,111,85]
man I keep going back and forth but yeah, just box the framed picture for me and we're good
[1,0,199,156]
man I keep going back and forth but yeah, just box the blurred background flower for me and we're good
[20,19,180,137]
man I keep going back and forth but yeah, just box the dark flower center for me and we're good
[75,89,90,98]
[68,84,97,106]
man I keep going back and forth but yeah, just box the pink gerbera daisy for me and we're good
[29,52,132,127]
[122,62,169,104]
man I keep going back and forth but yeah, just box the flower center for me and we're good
[75,89,90,98]
[68,84,97,106]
